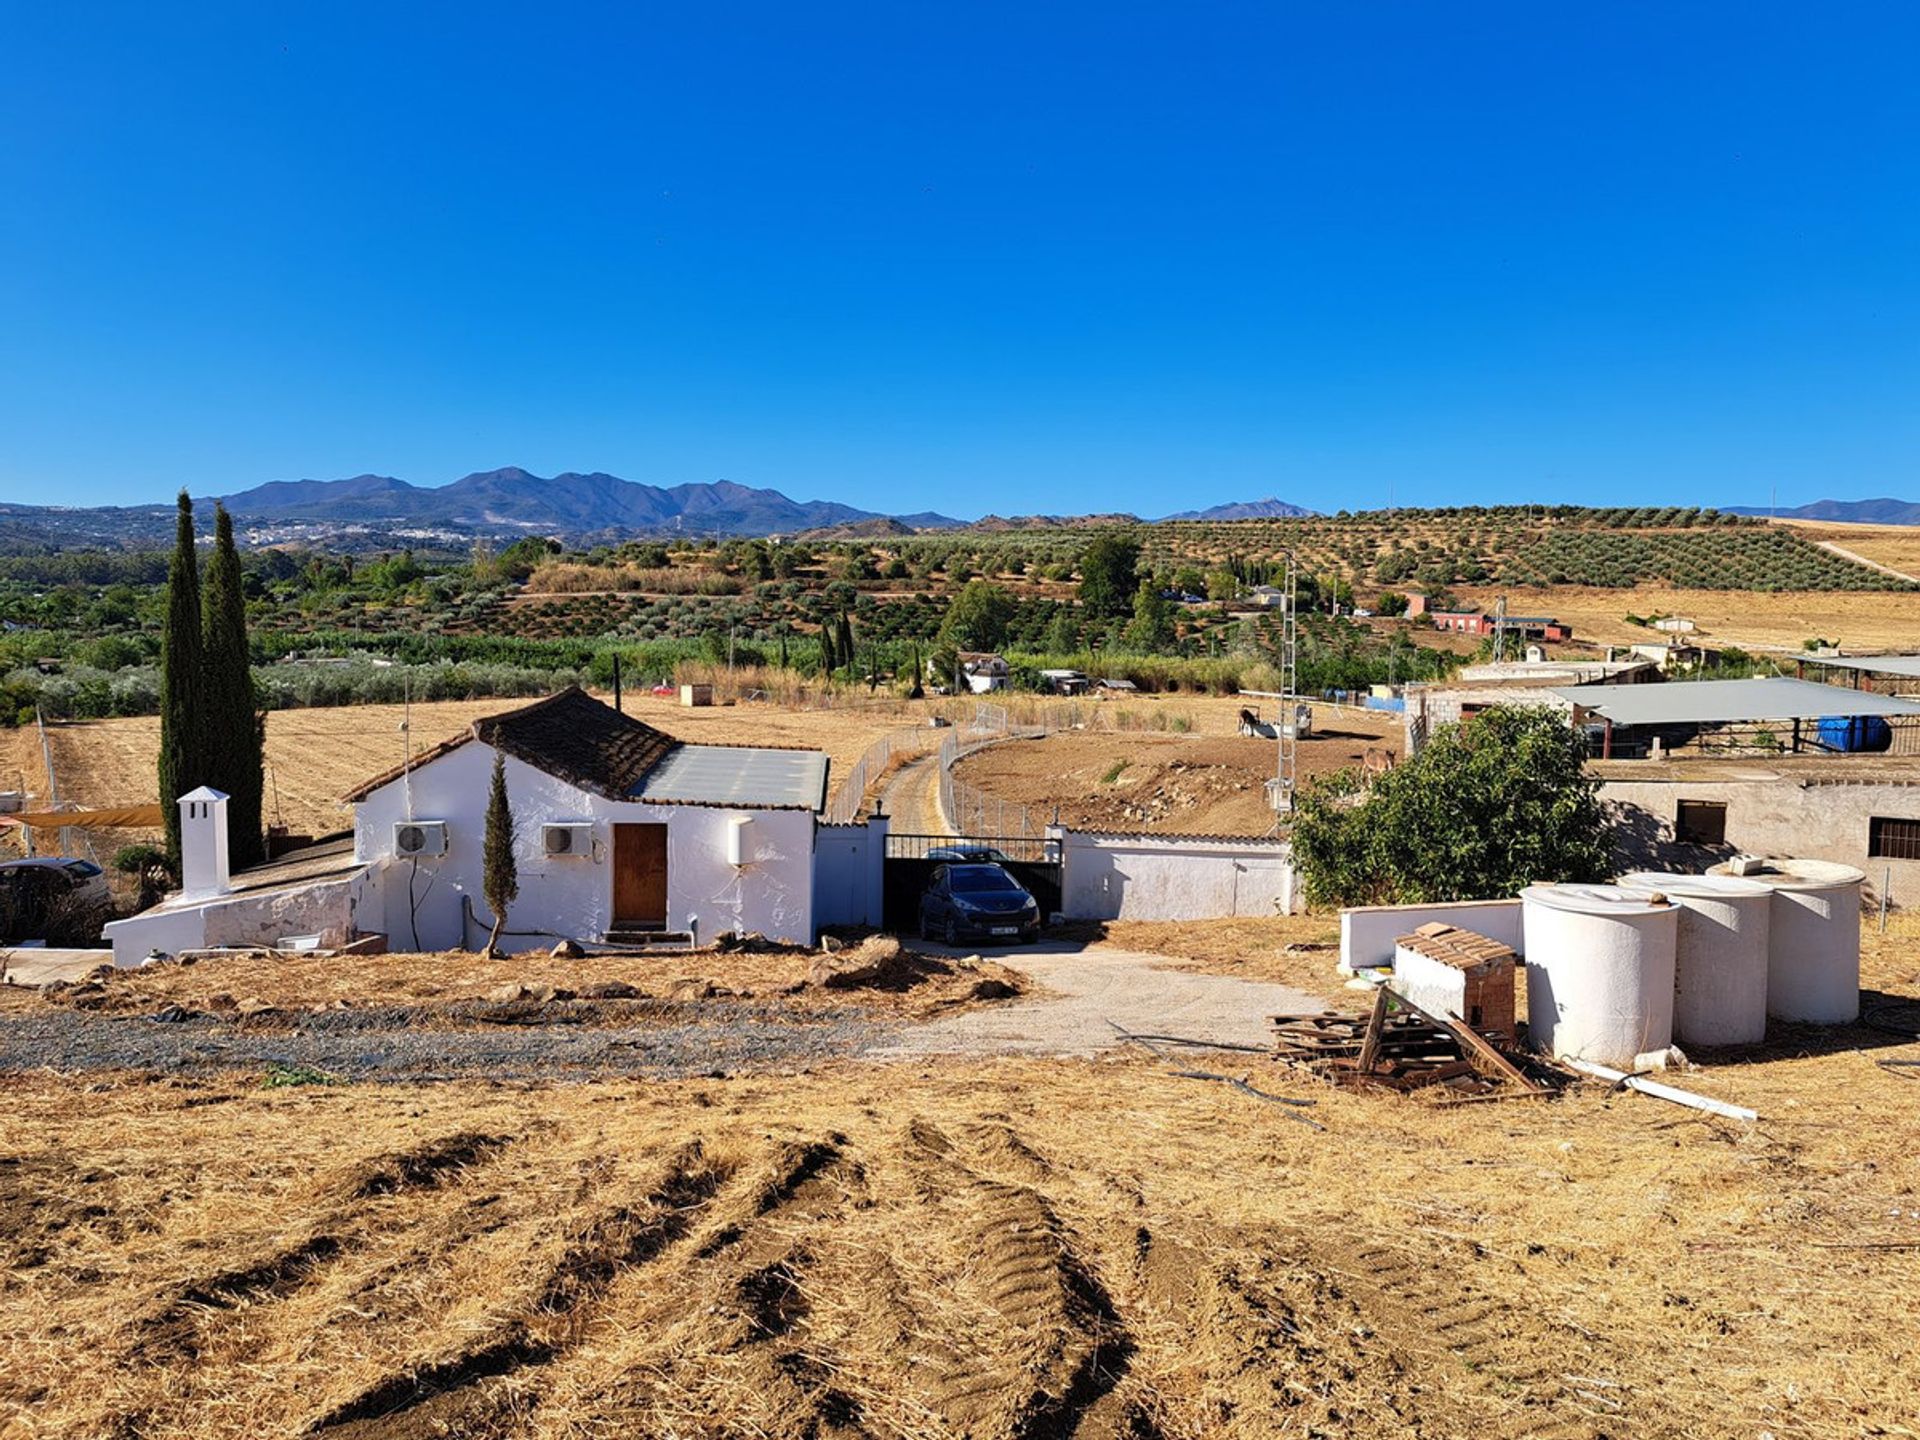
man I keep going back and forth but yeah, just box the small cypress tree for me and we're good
[202,505,265,869]
[482,751,518,957]
[158,492,206,868]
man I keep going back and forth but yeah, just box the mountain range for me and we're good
[1721,497,1920,526]
[216,468,962,537]
[1160,497,1316,521]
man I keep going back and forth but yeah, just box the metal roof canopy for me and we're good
[635,744,830,811]
[1553,676,1920,727]
[1799,654,1920,680]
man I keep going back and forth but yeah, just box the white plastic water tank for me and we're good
[1617,871,1771,1046]
[1706,858,1863,1023]
[1521,884,1678,1067]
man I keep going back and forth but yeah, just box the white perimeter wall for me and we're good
[1060,831,1294,921]
[355,742,817,952]
[814,817,887,929]
[1340,898,1524,972]
[104,870,378,967]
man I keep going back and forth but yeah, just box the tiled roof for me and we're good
[1393,922,1515,971]
[341,687,677,803]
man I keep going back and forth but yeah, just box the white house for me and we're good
[106,688,832,963]
[930,651,1010,694]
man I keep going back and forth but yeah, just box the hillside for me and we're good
[1724,497,1920,525]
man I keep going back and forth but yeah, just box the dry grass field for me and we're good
[1776,519,1920,579]
[5,1015,1919,1439]
[1451,583,1920,653]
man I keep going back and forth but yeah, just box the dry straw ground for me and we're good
[4,916,1919,1439]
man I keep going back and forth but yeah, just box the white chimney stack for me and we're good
[178,786,231,899]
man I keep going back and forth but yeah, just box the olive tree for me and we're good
[1292,704,1609,908]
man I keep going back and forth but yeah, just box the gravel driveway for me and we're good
[0,999,889,1082]
[867,940,1322,1059]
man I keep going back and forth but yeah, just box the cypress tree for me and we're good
[202,504,265,869]
[819,619,839,673]
[836,613,855,674]
[158,492,206,868]
[483,751,518,957]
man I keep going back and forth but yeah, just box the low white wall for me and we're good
[356,742,817,951]
[1339,898,1523,972]
[1060,831,1294,921]
[814,817,887,929]
[102,868,378,967]
[105,907,208,968]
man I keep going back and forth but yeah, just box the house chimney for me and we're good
[178,786,231,900]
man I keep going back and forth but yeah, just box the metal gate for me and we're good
[882,832,1063,934]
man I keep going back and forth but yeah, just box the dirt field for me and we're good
[6,1024,1919,1438]
[1451,583,1920,653]
[950,711,1400,835]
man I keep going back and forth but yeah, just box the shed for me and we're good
[1390,922,1516,1036]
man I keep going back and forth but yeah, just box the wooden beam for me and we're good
[1357,985,1390,1074]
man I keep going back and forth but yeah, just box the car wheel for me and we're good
[944,918,958,947]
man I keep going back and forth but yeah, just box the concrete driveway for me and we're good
[870,938,1323,1059]
[0,948,112,987]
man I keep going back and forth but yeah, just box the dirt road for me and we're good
[871,940,1323,1058]
[877,748,950,834]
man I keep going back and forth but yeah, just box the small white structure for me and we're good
[177,787,231,900]
[1617,871,1771,1045]
[1391,923,1516,1034]
[1245,585,1290,609]
[1707,857,1863,1023]
[1521,883,1678,1068]
[1339,898,1524,973]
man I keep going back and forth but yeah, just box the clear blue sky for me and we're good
[3,3,1916,518]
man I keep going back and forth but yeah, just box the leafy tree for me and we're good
[1078,534,1141,618]
[483,750,519,957]
[939,580,1013,652]
[202,505,265,869]
[1292,705,1608,908]
[1044,608,1081,653]
[158,493,208,867]
[1122,580,1174,652]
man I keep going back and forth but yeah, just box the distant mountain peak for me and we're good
[1161,497,1316,521]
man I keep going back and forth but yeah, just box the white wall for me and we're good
[814,817,886,928]
[355,742,817,951]
[102,868,378,967]
[1060,831,1294,921]
[1339,898,1524,972]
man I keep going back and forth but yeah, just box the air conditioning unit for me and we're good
[393,820,448,857]
[542,822,595,858]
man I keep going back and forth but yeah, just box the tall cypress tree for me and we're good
[483,751,519,957]
[158,492,206,868]
[203,504,265,869]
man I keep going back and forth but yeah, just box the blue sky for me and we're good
[3,3,1916,518]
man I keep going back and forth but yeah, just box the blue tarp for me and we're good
[1816,714,1894,752]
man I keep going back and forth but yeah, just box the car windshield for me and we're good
[950,865,1020,893]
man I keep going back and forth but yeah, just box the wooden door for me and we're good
[613,824,668,928]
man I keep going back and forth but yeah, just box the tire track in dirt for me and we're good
[304,1139,733,1438]
[128,1129,519,1367]
[904,1118,1143,1440]
[546,1133,886,1438]
[1327,1237,1628,1440]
